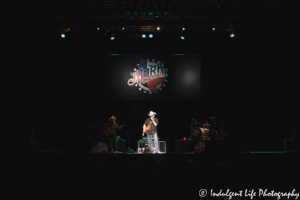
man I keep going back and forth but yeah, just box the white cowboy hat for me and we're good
[109,116,116,121]
[148,111,156,116]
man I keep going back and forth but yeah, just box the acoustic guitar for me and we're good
[103,123,124,136]
[142,121,152,136]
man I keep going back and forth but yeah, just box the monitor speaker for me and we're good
[159,141,166,153]
[117,139,125,152]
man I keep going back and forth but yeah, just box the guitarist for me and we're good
[105,116,123,153]
[143,111,160,154]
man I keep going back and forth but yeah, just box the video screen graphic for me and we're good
[127,59,168,94]
[98,54,201,101]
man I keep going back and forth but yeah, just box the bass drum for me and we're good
[190,127,202,139]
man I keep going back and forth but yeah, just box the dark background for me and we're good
[4,24,298,152]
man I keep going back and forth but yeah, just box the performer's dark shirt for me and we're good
[144,118,159,134]
[106,121,120,134]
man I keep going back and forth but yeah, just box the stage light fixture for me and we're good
[111,36,115,40]
[149,34,153,38]
[157,27,160,30]
[212,27,215,31]
[142,34,146,38]
[61,33,65,38]
[97,27,100,30]
[122,27,125,30]
[181,36,185,40]
[182,27,185,31]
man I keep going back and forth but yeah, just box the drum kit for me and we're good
[190,120,211,141]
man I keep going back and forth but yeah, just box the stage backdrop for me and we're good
[97,54,201,100]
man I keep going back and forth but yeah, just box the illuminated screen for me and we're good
[98,54,201,100]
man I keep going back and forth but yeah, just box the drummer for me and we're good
[189,117,202,139]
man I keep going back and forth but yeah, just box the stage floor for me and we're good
[124,151,292,154]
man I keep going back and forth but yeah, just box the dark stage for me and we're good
[6,39,299,154]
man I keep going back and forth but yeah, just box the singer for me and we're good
[143,111,160,154]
